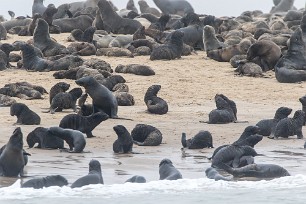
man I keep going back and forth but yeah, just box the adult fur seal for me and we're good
[53,15,94,33]
[144,85,168,114]
[138,0,161,17]
[71,159,103,188]
[21,175,68,189]
[48,127,86,153]
[256,107,292,136]
[270,0,294,14]
[10,103,41,125]
[0,127,25,177]
[159,158,182,180]
[153,0,194,15]
[33,18,68,57]
[59,112,109,138]
[221,163,290,179]
[32,0,47,16]
[115,64,155,76]
[299,95,306,125]
[131,124,163,146]
[97,0,142,34]
[113,125,133,153]
[75,76,124,119]
[27,127,64,149]
[181,131,213,149]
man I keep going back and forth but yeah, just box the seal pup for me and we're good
[113,125,133,153]
[0,94,16,107]
[115,64,155,76]
[144,85,168,115]
[71,159,103,188]
[0,127,25,177]
[159,159,182,180]
[21,175,68,189]
[150,30,184,60]
[181,131,213,149]
[10,103,41,125]
[203,25,226,52]
[27,127,64,149]
[256,107,292,136]
[33,18,68,57]
[48,127,86,153]
[131,124,163,146]
[97,0,142,34]
[271,110,304,139]
[125,175,146,183]
[49,82,70,105]
[59,112,109,138]
[205,167,231,181]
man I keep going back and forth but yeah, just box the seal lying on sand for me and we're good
[71,159,104,188]
[27,127,64,149]
[0,127,25,177]
[22,175,68,189]
[48,127,86,153]
[97,0,142,34]
[159,158,182,180]
[59,112,109,138]
[115,64,155,76]
[181,131,213,149]
[256,107,292,136]
[10,103,41,125]
[131,124,163,146]
[0,94,16,107]
[113,125,133,153]
[144,85,168,115]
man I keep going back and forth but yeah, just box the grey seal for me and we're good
[21,175,68,189]
[71,159,104,188]
[59,112,109,138]
[159,158,182,180]
[0,127,25,177]
[48,127,86,153]
[10,103,41,125]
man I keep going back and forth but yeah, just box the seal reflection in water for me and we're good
[71,159,104,188]
[159,159,182,180]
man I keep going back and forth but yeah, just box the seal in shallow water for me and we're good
[113,125,133,153]
[159,158,182,180]
[21,175,68,189]
[26,127,64,149]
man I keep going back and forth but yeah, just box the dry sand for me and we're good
[0,33,306,186]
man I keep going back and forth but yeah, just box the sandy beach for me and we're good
[0,32,305,187]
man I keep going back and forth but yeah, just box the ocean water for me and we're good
[1,175,306,204]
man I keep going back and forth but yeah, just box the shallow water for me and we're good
[1,175,306,204]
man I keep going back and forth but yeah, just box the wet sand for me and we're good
[0,33,306,186]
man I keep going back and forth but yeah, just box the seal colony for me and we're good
[0,0,306,187]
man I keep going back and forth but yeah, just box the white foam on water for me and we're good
[1,175,306,200]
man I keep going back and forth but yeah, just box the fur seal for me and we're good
[131,124,163,146]
[256,107,292,136]
[159,158,182,180]
[59,112,109,138]
[125,175,146,183]
[0,94,16,107]
[49,82,70,104]
[48,127,86,153]
[271,110,304,139]
[71,159,104,188]
[246,40,281,72]
[96,47,134,58]
[127,0,138,14]
[97,0,142,34]
[33,19,68,57]
[270,0,294,14]
[203,25,226,52]
[221,163,290,179]
[27,127,64,149]
[153,0,194,16]
[67,42,96,56]
[46,88,82,114]
[144,85,168,115]
[115,92,135,106]
[113,125,133,153]
[75,76,119,118]
[53,15,94,33]
[115,64,155,76]
[181,131,213,149]
[0,127,25,177]
[205,167,231,181]
[299,96,306,125]
[235,62,263,77]
[10,103,41,125]
[138,0,161,17]
[32,0,47,16]
[0,82,44,100]
[150,30,184,60]
[21,175,68,189]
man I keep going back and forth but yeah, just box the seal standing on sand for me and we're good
[49,82,70,104]
[27,127,64,149]
[75,76,119,118]
[22,175,68,189]
[59,112,109,138]
[10,103,41,125]
[113,125,133,153]
[48,127,86,153]
[0,127,25,177]
[71,159,104,188]
[159,158,182,180]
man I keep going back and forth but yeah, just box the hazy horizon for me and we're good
[0,0,305,19]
